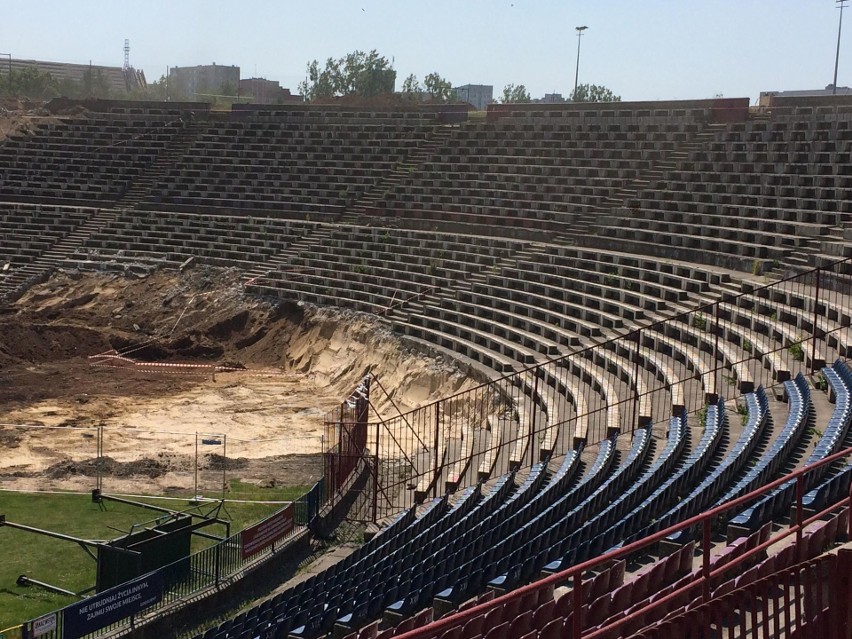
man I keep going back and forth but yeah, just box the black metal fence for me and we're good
[357,257,852,520]
[21,256,852,636]
[21,480,329,639]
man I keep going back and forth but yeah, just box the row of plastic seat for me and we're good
[657,391,767,545]
[798,361,852,513]
[714,374,811,516]
[596,400,725,553]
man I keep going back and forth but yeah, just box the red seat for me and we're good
[461,613,485,638]
[531,599,555,631]
[538,618,564,639]
[437,626,463,639]
[553,589,574,620]
[507,611,533,639]
[584,595,612,629]
[482,621,509,639]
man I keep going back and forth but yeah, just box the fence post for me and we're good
[572,571,584,639]
[795,474,804,565]
[433,403,441,498]
[812,266,821,376]
[632,330,641,433]
[702,518,712,603]
[373,416,380,524]
[713,302,721,402]
[215,542,221,588]
[530,371,540,465]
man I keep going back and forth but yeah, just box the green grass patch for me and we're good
[0,482,311,628]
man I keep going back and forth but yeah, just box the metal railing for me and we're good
[394,444,852,639]
[349,256,852,520]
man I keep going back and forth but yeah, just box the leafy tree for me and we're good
[570,83,621,103]
[1,67,58,99]
[401,73,422,98]
[423,72,452,102]
[501,83,531,103]
[298,50,396,101]
[79,68,112,99]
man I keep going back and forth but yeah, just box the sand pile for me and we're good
[0,267,480,493]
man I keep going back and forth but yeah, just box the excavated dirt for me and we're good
[0,266,481,494]
[0,99,65,143]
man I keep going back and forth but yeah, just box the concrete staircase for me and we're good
[385,241,549,323]
[113,121,205,210]
[560,122,731,244]
[242,223,337,289]
[0,208,119,304]
[342,126,456,224]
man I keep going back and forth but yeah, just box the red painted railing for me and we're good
[395,444,852,639]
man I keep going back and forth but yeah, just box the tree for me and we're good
[423,72,452,102]
[1,67,58,99]
[79,68,112,99]
[501,83,531,104]
[298,50,396,101]
[401,73,422,99]
[570,83,621,103]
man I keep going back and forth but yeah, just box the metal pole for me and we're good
[834,0,848,94]
[713,303,721,402]
[374,415,380,523]
[631,331,641,432]
[530,372,540,466]
[572,572,583,638]
[433,404,441,498]
[573,26,587,100]
[96,425,103,493]
[195,433,199,498]
[222,434,227,501]
[812,266,821,375]
[795,474,804,564]
[702,518,712,602]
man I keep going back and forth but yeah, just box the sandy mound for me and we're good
[0,266,480,494]
[0,99,64,143]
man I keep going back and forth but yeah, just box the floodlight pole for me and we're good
[835,0,848,94]
[573,26,588,101]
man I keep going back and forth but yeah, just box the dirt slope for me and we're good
[0,266,478,494]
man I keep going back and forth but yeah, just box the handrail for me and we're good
[357,254,852,423]
[394,443,852,639]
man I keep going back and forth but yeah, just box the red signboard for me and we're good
[240,504,295,559]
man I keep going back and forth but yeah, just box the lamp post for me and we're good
[573,26,588,101]
[834,0,848,94]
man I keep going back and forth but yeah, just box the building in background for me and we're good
[536,93,566,104]
[7,58,145,95]
[759,85,852,106]
[453,84,493,110]
[169,63,240,99]
[239,77,303,104]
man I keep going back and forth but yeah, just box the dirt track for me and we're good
[0,266,478,494]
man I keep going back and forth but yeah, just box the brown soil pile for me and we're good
[0,98,64,143]
[0,266,480,494]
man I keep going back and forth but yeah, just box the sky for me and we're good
[1,1,850,104]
